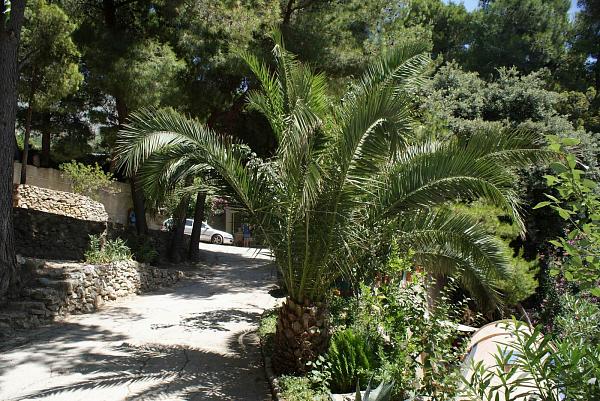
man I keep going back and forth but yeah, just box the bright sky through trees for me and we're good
[444,0,579,16]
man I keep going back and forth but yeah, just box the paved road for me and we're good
[0,244,279,401]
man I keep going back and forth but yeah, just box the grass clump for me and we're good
[258,308,277,339]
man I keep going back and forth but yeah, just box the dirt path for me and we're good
[0,244,279,401]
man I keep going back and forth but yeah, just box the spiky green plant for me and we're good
[354,379,395,401]
[115,35,550,373]
[328,329,377,393]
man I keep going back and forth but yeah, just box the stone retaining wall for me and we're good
[13,184,108,222]
[13,185,109,260]
[14,208,107,260]
[0,258,184,331]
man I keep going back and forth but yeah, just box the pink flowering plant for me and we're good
[210,196,228,215]
[534,136,600,297]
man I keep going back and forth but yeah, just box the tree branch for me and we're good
[282,0,324,25]
[282,0,296,25]
[17,47,40,71]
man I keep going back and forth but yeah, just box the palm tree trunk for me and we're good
[0,0,26,303]
[169,194,189,263]
[188,192,206,261]
[272,297,329,375]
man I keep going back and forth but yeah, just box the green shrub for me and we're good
[85,235,132,264]
[278,375,329,401]
[59,161,114,200]
[130,236,159,264]
[327,328,377,393]
[354,274,467,400]
[462,319,600,401]
[534,136,600,296]
[555,294,600,345]
[328,291,358,330]
[258,308,277,340]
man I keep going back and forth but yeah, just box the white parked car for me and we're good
[184,219,233,245]
[162,218,233,245]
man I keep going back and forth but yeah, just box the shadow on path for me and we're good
[0,244,277,401]
[7,329,265,401]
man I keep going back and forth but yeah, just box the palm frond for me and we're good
[398,209,511,309]
[376,132,538,232]
[358,42,431,95]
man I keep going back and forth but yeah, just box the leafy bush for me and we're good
[278,375,329,401]
[328,291,359,330]
[355,272,468,400]
[462,319,600,401]
[59,161,114,200]
[555,294,600,345]
[534,136,600,297]
[327,328,377,393]
[130,236,159,264]
[85,235,132,264]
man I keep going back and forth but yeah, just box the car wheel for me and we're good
[211,234,223,245]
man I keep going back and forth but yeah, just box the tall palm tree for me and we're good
[115,37,549,373]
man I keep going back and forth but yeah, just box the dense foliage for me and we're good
[535,136,600,296]
[59,160,115,200]
[463,319,600,401]
[84,235,132,264]
[327,328,377,393]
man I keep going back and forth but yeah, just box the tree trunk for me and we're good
[188,192,206,261]
[272,297,329,375]
[595,53,600,95]
[102,0,117,28]
[0,0,26,303]
[19,101,33,184]
[129,177,148,235]
[169,194,189,263]
[41,129,50,167]
[282,0,296,25]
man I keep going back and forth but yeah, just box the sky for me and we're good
[444,0,580,17]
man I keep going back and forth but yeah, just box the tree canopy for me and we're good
[19,0,82,111]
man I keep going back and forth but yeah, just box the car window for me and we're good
[185,219,193,226]
[201,223,207,229]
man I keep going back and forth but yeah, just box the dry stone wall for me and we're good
[12,185,108,260]
[13,162,164,228]
[0,258,184,332]
[13,184,108,222]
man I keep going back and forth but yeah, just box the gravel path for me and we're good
[0,244,279,401]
